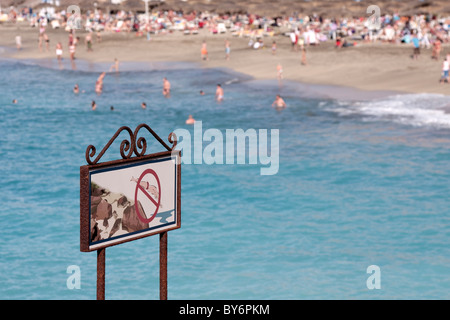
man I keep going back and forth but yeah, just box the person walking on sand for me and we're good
[38,19,50,52]
[15,35,22,51]
[146,22,152,41]
[69,42,76,61]
[301,47,307,65]
[201,40,208,61]
[412,33,420,60]
[432,38,441,60]
[43,32,50,52]
[300,38,307,65]
[163,77,171,98]
[216,84,224,102]
[56,42,63,62]
[69,31,74,47]
[290,30,297,51]
[96,30,102,43]
[109,58,119,73]
[225,39,230,60]
[38,23,46,52]
[277,63,283,83]
[272,41,277,55]
[85,32,93,52]
[440,58,449,84]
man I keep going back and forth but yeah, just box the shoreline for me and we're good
[0,24,448,100]
[0,53,403,102]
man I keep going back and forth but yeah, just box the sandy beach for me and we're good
[1,22,449,98]
[2,3,450,302]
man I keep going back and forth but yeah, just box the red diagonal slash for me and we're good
[137,184,158,207]
[134,169,161,224]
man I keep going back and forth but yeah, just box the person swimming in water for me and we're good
[215,84,224,102]
[109,58,119,73]
[95,72,106,95]
[186,115,195,124]
[272,94,286,108]
[163,77,171,98]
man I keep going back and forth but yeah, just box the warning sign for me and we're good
[134,169,161,224]
[81,153,180,252]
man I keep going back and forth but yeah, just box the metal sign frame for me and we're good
[79,124,180,300]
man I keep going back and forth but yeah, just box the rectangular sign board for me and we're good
[80,151,181,252]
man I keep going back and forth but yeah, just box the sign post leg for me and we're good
[97,248,106,300]
[160,232,168,300]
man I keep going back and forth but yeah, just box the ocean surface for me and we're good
[0,56,449,300]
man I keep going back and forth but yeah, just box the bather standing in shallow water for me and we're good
[272,94,286,109]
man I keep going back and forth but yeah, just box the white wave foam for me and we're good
[327,94,450,129]
[224,78,240,85]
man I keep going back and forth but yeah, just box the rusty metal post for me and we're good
[160,232,168,300]
[81,125,180,300]
[97,248,106,300]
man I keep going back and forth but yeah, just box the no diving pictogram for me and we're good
[134,169,161,224]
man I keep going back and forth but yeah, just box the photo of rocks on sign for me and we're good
[89,181,151,243]
[88,159,177,245]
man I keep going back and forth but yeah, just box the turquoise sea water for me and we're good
[0,57,449,300]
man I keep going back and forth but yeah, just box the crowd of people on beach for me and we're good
[3,4,450,104]
[5,5,450,70]
[4,5,450,46]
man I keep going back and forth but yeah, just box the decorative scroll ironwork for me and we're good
[85,124,177,165]
[168,132,177,151]
[133,123,172,157]
[85,126,134,165]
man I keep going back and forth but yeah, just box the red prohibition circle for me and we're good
[134,169,161,224]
